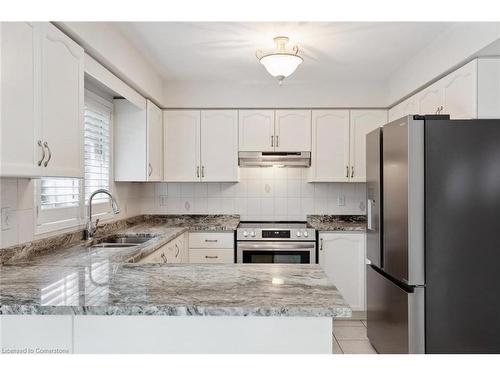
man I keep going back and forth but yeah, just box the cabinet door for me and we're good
[40,23,84,178]
[146,100,163,181]
[0,22,40,177]
[163,110,200,182]
[400,95,419,117]
[389,95,419,122]
[442,60,477,119]
[201,110,239,182]
[349,110,387,182]
[275,110,311,151]
[417,81,443,116]
[238,110,275,151]
[310,110,350,182]
[319,232,366,311]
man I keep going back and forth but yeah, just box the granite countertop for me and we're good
[1,215,239,265]
[0,263,350,317]
[307,215,367,231]
[0,214,352,318]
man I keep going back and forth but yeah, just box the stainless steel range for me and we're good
[236,222,316,264]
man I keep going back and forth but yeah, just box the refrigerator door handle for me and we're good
[367,199,374,230]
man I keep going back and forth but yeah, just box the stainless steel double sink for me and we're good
[90,234,157,248]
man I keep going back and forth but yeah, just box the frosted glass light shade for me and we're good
[259,54,303,79]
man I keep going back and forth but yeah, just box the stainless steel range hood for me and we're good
[238,152,311,168]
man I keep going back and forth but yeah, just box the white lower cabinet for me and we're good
[0,315,73,353]
[188,232,234,264]
[137,233,187,264]
[318,232,366,312]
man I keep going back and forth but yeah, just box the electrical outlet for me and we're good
[159,195,168,206]
[337,195,346,206]
[1,207,12,230]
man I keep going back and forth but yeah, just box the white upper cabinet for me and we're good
[477,58,500,118]
[0,22,39,177]
[1,22,84,178]
[114,99,163,182]
[319,232,366,312]
[238,110,275,152]
[442,60,477,119]
[310,110,350,182]
[274,110,311,151]
[164,110,239,183]
[388,95,419,122]
[146,100,163,181]
[163,110,201,182]
[200,110,239,182]
[417,80,443,116]
[40,23,84,178]
[390,58,500,120]
[349,110,387,183]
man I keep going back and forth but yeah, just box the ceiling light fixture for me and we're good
[256,36,303,85]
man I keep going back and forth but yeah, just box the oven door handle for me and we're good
[237,242,315,251]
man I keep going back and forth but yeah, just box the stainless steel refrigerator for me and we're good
[366,114,500,354]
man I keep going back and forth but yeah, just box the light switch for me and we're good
[1,207,12,230]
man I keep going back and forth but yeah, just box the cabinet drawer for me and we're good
[188,249,234,264]
[189,232,234,249]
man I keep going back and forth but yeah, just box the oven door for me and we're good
[236,241,316,264]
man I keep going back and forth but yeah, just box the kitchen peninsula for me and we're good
[0,215,350,354]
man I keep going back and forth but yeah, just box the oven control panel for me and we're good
[262,230,290,238]
[237,227,316,241]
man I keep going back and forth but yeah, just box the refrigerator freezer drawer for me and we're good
[366,265,424,354]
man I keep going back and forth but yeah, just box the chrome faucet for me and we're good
[86,189,120,240]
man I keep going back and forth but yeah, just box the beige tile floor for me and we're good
[332,319,377,354]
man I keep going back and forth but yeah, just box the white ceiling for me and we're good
[114,22,456,84]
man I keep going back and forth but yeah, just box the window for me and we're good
[35,89,113,233]
[36,177,81,230]
[84,91,112,205]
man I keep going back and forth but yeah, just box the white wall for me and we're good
[0,178,139,248]
[137,168,366,221]
[387,23,500,105]
[163,80,387,108]
[56,22,164,106]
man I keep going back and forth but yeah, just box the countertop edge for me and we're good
[0,304,352,318]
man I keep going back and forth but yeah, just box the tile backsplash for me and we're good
[137,167,367,221]
[1,169,366,248]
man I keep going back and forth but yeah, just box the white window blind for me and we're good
[84,93,112,204]
[39,178,80,209]
[37,177,81,229]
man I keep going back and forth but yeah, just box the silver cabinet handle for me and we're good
[271,135,274,147]
[346,166,349,178]
[37,140,45,166]
[320,238,324,251]
[161,253,167,263]
[205,255,218,259]
[435,105,444,114]
[43,142,52,167]
[351,166,354,178]
[276,135,279,147]
[205,239,218,243]
[201,166,205,178]
[175,244,180,258]
[196,166,200,178]
[148,163,152,177]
